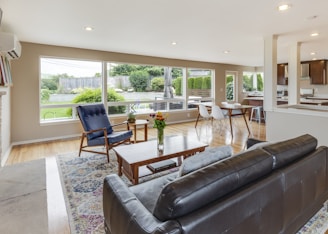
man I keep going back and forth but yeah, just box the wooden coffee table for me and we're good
[113,136,208,184]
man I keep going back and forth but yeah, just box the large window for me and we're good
[187,68,213,107]
[225,72,237,101]
[40,58,214,123]
[242,72,264,92]
[40,57,102,122]
[106,63,186,114]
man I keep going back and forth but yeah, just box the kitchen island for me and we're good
[266,103,328,148]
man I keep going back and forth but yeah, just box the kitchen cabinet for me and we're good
[277,63,288,85]
[309,60,327,85]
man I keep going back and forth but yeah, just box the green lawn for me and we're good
[40,101,73,120]
[40,107,73,120]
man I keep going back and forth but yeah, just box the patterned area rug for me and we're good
[57,151,328,234]
[56,151,178,234]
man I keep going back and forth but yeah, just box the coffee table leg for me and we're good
[133,125,137,143]
[144,123,148,141]
[117,156,123,176]
[132,165,139,185]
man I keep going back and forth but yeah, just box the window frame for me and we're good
[39,57,215,124]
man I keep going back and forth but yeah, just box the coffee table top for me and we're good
[113,135,208,165]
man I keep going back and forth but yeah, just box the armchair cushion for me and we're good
[87,130,133,146]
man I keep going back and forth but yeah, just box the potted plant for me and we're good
[127,112,136,123]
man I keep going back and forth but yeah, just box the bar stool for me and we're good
[250,106,265,124]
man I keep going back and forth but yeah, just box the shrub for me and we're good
[129,70,149,92]
[72,88,102,103]
[194,77,203,89]
[202,76,211,89]
[151,77,164,91]
[69,88,126,116]
[188,78,194,89]
[41,89,51,103]
[173,77,182,96]
[107,89,126,114]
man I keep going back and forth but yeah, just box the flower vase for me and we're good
[157,128,164,151]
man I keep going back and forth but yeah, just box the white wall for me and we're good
[8,42,256,146]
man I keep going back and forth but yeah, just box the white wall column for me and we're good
[263,35,278,111]
[287,42,301,104]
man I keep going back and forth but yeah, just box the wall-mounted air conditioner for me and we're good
[0,32,21,59]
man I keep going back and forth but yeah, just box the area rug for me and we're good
[56,151,178,234]
[57,151,328,234]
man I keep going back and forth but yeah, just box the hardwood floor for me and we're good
[7,118,266,165]
[6,118,266,233]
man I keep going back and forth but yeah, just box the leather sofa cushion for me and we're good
[153,149,273,221]
[178,145,232,177]
[262,134,317,169]
[130,172,178,213]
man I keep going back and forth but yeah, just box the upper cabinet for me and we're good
[277,60,327,85]
[309,60,327,85]
[277,63,288,85]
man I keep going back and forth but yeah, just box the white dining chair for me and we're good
[198,104,212,120]
[211,105,227,131]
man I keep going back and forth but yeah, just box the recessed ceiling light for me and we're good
[223,50,230,54]
[310,52,316,55]
[171,41,177,46]
[312,58,317,60]
[84,26,94,31]
[310,32,319,37]
[278,4,291,11]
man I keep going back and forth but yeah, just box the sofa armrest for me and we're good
[246,138,266,149]
[103,174,181,234]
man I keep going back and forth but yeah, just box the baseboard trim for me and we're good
[11,134,80,146]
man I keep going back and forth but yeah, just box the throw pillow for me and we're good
[178,145,232,177]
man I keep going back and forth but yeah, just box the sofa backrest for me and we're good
[153,149,273,221]
[153,134,319,222]
[262,134,317,169]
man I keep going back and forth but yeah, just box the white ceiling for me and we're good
[1,0,328,66]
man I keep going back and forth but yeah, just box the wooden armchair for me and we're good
[77,104,132,162]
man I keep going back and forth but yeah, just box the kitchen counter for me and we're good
[305,96,328,100]
[277,97,328,105]
[245,96,328,106]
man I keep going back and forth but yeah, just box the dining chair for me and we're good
[198,104,212,124]
[211,105,226,130]
[77,103,133,162]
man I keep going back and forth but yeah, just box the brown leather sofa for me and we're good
[103,134,328,234]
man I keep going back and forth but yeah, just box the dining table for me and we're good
[194,102,254,137]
